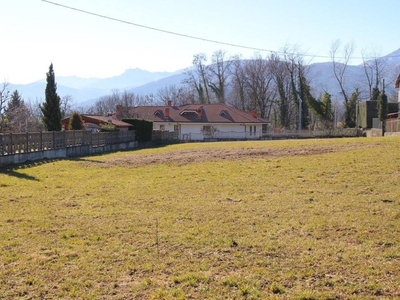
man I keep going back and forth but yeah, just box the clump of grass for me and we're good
[270,282,285,294]
[173,273,210,287]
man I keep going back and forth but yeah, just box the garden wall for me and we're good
[0,130,137,167]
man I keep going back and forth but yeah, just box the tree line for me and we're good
[178,43,394,130]
[0,42,395,133]
[0,64,76,133]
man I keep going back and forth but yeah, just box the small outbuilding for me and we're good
[62,114,132,131]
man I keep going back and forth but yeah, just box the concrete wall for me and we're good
[384,132,400,137]
[154,122,263,141]
[0,141,137,167]
[365,129,400,137]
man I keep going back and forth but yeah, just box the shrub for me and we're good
[99,123,119,132]
[122,118,152,142]
[69,112,84,130]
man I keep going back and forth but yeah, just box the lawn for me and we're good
[0,137,399,299]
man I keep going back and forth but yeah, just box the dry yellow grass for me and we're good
[0,137,399,299]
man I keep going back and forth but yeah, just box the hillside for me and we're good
[6,48,400,108]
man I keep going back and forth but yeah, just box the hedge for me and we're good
[122,118,153,142]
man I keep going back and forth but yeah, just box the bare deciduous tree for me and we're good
[183,53,211,104]
[330,40,359,127]
[228,55,248,111]
[361,48,388,100]
[26,98,45,132]
[269,53,292,128]
[157,85,192,106]
[283,48,312,129]
[0,82,10,132]
[87,90,156,116]
[208,50,233,104]
[244,54,275,119]
[61,94,75,119]
[330,40,355,104]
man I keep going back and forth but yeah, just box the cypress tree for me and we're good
[344,88,359,128]
[377,86,388,136]
[40,63,62,131]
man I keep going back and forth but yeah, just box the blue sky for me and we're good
[2,0,399,84]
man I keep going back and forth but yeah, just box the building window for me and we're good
[203,125,218,137]
[203,125,211,135]
[160,125,165,130]
[174,125,179,131]
[262,124,268,134]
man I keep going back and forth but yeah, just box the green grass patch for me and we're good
[0,137,399,298]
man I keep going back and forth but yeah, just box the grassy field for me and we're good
[0,137,399,299]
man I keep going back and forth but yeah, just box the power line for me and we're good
[41,0,286,54]
[41,0,400,61]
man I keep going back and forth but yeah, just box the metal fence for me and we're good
[152,130,179,141]
[0,130,135,156]
[179,128,360,141]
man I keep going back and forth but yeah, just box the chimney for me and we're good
[197,108,203,119]
[165,107,170,119]
[116,105,123,119]
[167,100,172,107]
[252,108,257,118]
[107,112,113,123]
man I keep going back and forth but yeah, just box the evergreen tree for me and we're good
[298,74,311,129]
[69,112,84,130]
[7,90,22,111]
[6,90,30,132]
[40,63,62,131]
[377,87,388,136]
[307,92,334,129]
[371,87,379,100]
[344,88,359,128]
[321,92,334,125]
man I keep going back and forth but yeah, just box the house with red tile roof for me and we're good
[62,114,132,131]
[115,101,270,141]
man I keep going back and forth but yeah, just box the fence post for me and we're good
[26,132,29,153]
[10,133,13,155]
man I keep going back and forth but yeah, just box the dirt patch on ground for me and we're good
[83,143,369,168]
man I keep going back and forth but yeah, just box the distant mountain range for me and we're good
[8,49,400,109]
[8,68,178,107]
